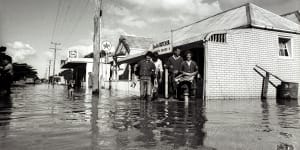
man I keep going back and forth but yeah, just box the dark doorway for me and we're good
[176,41,205,98]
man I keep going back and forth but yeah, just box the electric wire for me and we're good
[63,0,91,45]
[51,0,63,42]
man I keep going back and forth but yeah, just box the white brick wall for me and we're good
[206,28,300,99]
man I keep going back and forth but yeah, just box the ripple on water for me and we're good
[0,84,299,150]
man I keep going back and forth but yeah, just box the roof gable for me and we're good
[114,35,153,56]
[250,4,300,33]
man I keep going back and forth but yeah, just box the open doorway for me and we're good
[176,41,205,98]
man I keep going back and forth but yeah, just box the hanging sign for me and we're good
[68,50,78,58]
[152,39,171,55]
[102,41,112,51]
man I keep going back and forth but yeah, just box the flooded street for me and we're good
[0,84,299,150]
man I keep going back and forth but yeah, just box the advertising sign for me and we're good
[152,39,171,55]
[68,50,78,58]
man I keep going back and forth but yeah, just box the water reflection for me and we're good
[276,100,299,150]
[261,99,272,132]
[91,95,99,150]
[0,96,12,138]
[103,98,209,149]
[1,85,300,150]
[276,100,299,129]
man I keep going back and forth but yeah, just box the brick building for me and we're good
[119,3,300,99]
[172,3,300,99]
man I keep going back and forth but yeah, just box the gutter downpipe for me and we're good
[202,40,208,101]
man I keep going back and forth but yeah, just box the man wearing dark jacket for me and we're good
[179,51,198,97]
[135,51,156,101]
[166,48,183,98]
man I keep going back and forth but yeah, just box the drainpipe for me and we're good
[202,41,208,101]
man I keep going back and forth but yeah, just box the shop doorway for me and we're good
[176,41,205,98]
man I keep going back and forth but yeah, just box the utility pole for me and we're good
[92,0,102,94]
[50,42,61,85]
[48,60,51,84]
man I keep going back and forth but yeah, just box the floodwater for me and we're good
[0,84,299,150]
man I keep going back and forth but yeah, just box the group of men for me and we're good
[134,48,198,101]
[0,46,13,95]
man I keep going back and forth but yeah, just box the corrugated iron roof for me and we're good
[281,10,300,25]
[172,3,300,47]
[117,3,300,64]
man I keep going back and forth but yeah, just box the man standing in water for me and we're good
[166,48,183,99]
[152,52,163,99]
[135,51,156,101]
[179,51,198,98]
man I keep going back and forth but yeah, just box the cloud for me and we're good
[217,0,300,14]
[120,16,147,28]
[5,41,37,62]
[105,0,221,34]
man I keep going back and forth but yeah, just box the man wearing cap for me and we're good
[135,51,156,101]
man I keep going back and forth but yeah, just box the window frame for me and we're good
[278,36,293,59]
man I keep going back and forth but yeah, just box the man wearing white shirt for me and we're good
[152,52,163,99]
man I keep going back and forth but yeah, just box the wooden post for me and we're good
[128,64,131,81]
[261,72,270,99]
[165,69,168,98]
[92,0,101,93]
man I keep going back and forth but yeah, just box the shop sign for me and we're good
[68,50,78,58]
[102,41,112,51]
[152,39,171,55]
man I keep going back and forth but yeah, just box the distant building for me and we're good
[281,10,300,25]
[114,35,154,80]
[61,50,93,89]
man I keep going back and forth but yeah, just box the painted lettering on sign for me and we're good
[152,40,171,55]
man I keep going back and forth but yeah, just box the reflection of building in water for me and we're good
[0,96,13,138]
[276,101,299,129]
[92,96,215,149]
[275,102,299,150]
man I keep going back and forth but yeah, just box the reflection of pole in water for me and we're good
[190,100,207,147]
[184,101,190,147]
[91,95,99,150]
[261,99,270,126]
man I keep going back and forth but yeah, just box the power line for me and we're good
[59,0,72,39]
[51,0,63,42]
[63,0,91,45]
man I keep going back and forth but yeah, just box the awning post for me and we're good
[165,68,168,98]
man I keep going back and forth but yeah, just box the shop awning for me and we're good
[117,52,146,64]
[61,58,93,69]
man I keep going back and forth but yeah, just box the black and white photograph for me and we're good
[1,0,300,149]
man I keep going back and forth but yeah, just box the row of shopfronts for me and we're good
[61,3,300,99]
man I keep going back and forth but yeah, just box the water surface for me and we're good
[0,84,299,150]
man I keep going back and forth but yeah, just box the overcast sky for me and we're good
[0,0,299,78]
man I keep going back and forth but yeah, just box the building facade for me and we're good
[206,28,300,99]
